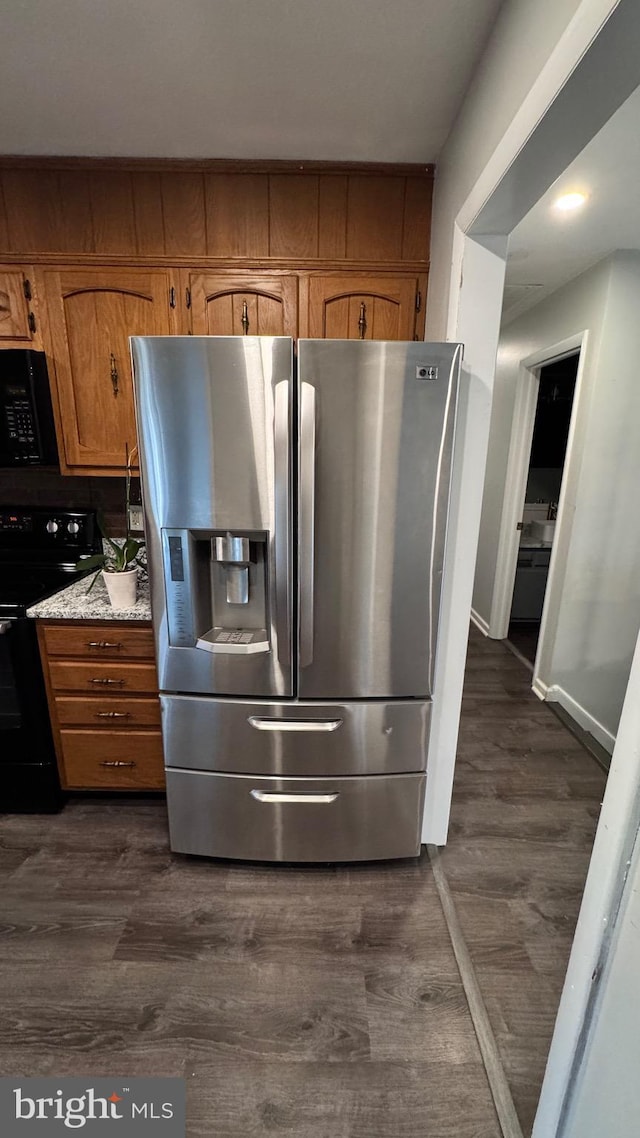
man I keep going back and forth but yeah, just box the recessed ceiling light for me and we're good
[554,191,588,212]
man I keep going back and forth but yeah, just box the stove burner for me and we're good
[0,565,86,611]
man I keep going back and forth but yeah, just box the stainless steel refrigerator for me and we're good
[132,336,461,862]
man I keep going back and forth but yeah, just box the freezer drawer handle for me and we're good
[248,716,342,732]
[251,789,339,804]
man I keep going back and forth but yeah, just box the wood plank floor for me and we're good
[0,626,605,1137]
[440,628,606,1134]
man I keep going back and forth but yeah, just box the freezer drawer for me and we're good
[166,769,425,861]
[161,695,431,777]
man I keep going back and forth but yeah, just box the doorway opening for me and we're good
[508,352,579,665]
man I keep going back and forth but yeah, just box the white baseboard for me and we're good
[532,676,550,701]
[470,607,490,636]
[541,682,615,753]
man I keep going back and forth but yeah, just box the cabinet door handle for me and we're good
[358,302,367,339]
[110,353,119,397]
[89,677,126,685]
[99,760,136,768]
[87,641,124,650]
[95,711,131,718]
[241,300,250,335]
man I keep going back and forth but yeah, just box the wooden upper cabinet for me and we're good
[306,275,419,340]
[0,265,37,344]
[188,274,298,337]
[42,268,172,474]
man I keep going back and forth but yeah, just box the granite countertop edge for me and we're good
[26,540,152,622]
[26,570,152,621]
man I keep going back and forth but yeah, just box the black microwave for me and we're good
[0,350,59,467]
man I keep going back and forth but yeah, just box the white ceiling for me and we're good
[0,0,502,162]
[504,83,640,323]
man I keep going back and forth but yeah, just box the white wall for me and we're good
[474,251,640,745]
[550,252,640,739]
[535,624,640,1136]
[426,0,584,339]
[473,258,611,623]
[561,820,640,1138]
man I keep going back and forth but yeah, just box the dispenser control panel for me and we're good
[168,536,185,581]
[163,529,195,647]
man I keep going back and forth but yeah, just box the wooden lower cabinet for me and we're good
[60,731,165,790]
[37,619,165,791]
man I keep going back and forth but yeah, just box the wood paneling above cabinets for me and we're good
[0,167,432,265]
[0,160,432,476]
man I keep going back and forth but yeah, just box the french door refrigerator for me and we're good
[132,336,461,862]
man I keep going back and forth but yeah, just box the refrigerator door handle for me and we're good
[299,381,316,667]
[274,380,291,666]
[251,789,339,805]
[248,716,343,732]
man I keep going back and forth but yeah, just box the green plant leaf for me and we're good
[103,533,121,557]
[75,553,106,572]
[122,537,143,568]
[85,569,102,593]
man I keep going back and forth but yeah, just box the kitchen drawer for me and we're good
[166,770,425,861]
[42,624,155,660]
[60,730,165,789]
[162,695,430,776]
[49,661,158,694]
[55,695,161,728]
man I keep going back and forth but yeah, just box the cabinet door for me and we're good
[0,266,36,344]
[307,275,418,340]
[43,269,172,473]
[189,274,297,337]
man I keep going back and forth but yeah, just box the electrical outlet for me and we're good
[128,505,144,533]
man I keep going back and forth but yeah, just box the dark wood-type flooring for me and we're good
[507,622,540,665]
[441,629,606,1133]
[0,627,606,1137]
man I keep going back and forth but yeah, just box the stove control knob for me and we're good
[67,520,81,535]
[46,520,58,533]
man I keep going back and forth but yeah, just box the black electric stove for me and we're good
[0,507,100,811]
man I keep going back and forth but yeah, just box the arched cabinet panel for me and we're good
[307,275,419,340]
[189,274,298,337]
[42,269,172,473]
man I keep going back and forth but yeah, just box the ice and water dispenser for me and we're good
[163,528,270,655]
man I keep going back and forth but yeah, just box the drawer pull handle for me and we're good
[95,711,131,718]
[87,641,124,650]
[248,717,343,733]
[99,760,136,768]
[250,790,339,805]
[89,678,126,685]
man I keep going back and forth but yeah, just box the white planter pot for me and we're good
[102,566,138,610]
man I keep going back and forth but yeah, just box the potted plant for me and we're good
[76,446,144,609]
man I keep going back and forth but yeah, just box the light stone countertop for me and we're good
[26,540,152,621]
